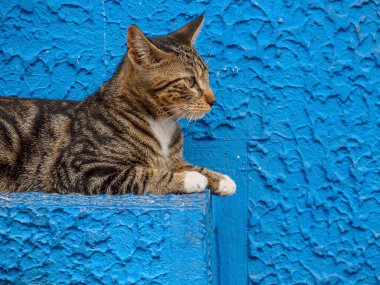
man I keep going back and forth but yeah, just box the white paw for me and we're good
[183,171,208,193]
[217,175,236,196]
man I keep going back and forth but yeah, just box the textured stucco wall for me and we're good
[0,0,379,284]
[0,192,212,284]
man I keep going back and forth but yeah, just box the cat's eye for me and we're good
[187,77,198,88]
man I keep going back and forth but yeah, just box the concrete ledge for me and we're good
[0,192,212,285]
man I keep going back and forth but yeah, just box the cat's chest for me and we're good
[146,117,177,159]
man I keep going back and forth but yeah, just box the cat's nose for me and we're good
[207,98,216,107]
[204,88,215,107]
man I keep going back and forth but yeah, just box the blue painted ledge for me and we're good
[0,192,212,285]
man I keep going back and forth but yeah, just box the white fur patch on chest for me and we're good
[147,116,176,158]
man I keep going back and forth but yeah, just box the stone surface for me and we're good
[0,192,212,284]
[0,0,379,284]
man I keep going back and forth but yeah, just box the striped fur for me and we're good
[0,15,236,196]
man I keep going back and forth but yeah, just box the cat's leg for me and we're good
[174,161,236,196]
[55,164,208,195]
[119,166,208,195]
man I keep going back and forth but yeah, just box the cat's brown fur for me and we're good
[0,15,236,196]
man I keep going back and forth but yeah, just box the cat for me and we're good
[0,15,236,196]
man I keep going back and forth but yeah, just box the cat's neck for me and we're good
[98,56,163,119]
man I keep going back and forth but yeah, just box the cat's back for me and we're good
[0,96,79,114]
[0,96,79,132]
[0,96,79,146]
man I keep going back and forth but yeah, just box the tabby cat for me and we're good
[0,15,236,196]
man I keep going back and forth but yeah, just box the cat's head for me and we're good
[126,15,215,120]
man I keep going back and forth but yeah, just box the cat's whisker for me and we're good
[155,104,187,111]
[186,118,191,129]
[205,45,212,60]
[205,47,215,64]
[168,108,191,130]
[186,112,195,128]
[156,105,186,117]
[191,112,196,122]
[188,114,194,127]
[169,106,189,114]
[162,107,188,124]
[156,105,189,117]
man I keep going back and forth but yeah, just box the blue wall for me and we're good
[0,192,212,284]
[1,0,379,284]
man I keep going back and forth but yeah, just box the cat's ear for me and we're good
[127,25,166,67]
[168,14,205,46]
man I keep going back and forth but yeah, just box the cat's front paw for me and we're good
[183,171,208,193]
[216,175,236,196]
